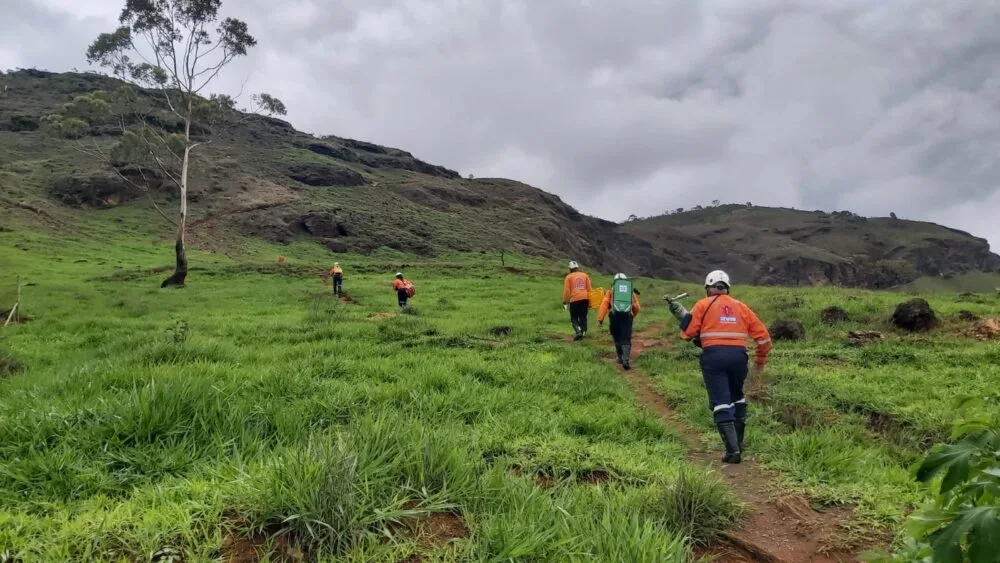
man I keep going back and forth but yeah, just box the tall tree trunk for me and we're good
[160,224,188,287]
[161,109,192,288]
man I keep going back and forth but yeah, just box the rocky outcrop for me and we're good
[286,163,365,187]
[48,167,163,208]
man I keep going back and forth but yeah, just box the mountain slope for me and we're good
[623,205,1000,288]
[2,69,998,288]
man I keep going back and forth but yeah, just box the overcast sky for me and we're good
[5,0,1000,249]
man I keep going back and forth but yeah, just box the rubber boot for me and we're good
[735,419,746,453]
[614,344,623,364]
[572,320,582,341]
[717,421,742,464]
[621,343,631,370]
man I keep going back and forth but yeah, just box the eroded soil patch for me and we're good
[393,502,470,561]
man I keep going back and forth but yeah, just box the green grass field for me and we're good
[2,222,999,561]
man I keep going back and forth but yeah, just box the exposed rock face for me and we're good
[286,163,365,187]
[48,167,163,208]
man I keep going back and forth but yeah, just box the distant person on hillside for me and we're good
[392,272,415,309]
[669,270,771,464]
[597,274,641,370]
[329,262,343,296]
[562,261,592,340]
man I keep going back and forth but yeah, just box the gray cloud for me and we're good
[7,0,1000,248]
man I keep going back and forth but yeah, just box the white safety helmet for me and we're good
[613,273,627,280]
[568,260,580,270]
[395,272,403,278]
[704,270,731,289]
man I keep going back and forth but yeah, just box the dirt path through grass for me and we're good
[604,321,866,562]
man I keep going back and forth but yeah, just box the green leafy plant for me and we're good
[868,407,1000,563]
[908,417,1000,562]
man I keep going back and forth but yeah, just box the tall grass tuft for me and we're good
[642,469,744,544]
[242,437,369,554]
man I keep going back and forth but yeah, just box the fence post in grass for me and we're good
[3,275,20,328]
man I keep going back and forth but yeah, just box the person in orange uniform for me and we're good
[562,261,592,341]
[597,273,641,370]
[669,270,771,464]
[329,262,344,296]
[392,272,414,309]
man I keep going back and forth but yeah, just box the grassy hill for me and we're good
[3,225,1000,561]
[624,204,1000,288]
[3,69,999,289]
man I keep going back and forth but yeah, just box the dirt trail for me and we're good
[608,322,866,563]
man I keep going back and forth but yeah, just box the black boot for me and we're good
[621,344,631,370]
[717,422,742,464]
[735,419,746,453]
[614,344,623,364]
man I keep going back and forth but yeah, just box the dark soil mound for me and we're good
[0,352,23,378]
[820,306,850,325]
[770,319,806,341]
[891,298,937,332]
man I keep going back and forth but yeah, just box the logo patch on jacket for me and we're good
[719,305,738,323]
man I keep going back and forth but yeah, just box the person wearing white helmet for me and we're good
[597,273,641,369]
[562,260,592,340]
[668,269,772,464]
[392,272,415,309]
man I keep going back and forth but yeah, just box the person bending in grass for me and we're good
[392,272,415,309]
[668,270,771,464]
[597,273,641,370]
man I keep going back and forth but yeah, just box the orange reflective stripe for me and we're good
[700,331,750,339]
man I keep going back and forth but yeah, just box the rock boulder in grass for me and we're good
[769,319,806,341]
[958,310,980,322]
[891,298,937,332]
[820,306,850,325]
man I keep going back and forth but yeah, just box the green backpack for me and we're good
[611,279,633,313]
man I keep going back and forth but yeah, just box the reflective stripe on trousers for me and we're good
[700,346,749,424]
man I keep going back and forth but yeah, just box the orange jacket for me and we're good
[681,294,772,366]
[562,271,592,303]
[392,278,410,290]
[598,290,640,322]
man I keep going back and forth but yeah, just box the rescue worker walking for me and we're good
[668,270,771,464]
[329,262,344,296]
[597,274,640,370]
[562,261,592,340]
[392,272,414,309]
